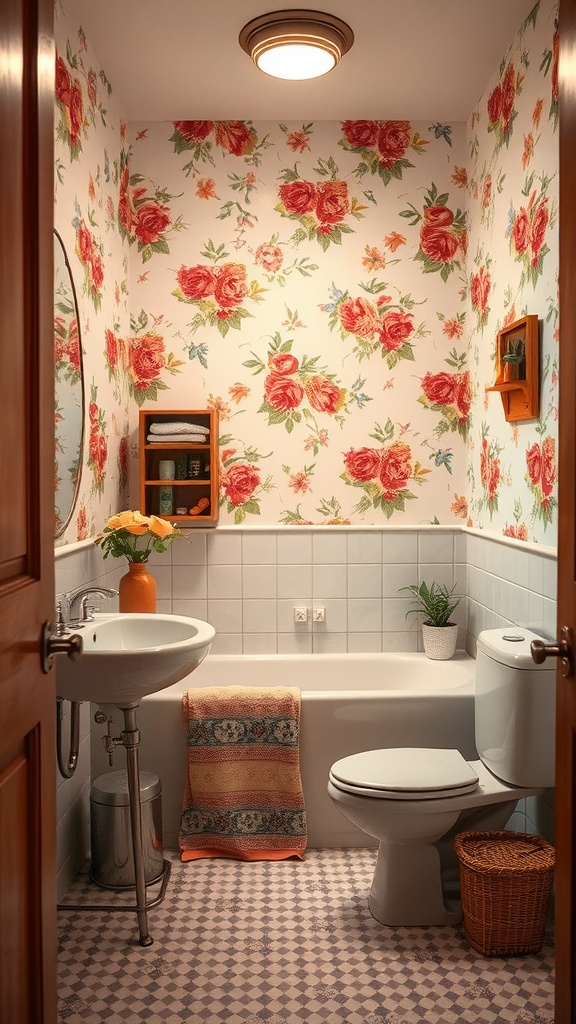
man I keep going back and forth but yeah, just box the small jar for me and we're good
[159,486,173,515]
[159,460,175,480]
[188,456,201,478]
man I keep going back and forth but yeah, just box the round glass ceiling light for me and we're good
[239,10,354,81]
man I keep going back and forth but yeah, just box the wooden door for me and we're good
[0,0,57,1021]
[556,1,576,1019]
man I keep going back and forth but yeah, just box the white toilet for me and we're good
[328,628,555,927]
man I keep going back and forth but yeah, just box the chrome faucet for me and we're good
[63,585,119,627]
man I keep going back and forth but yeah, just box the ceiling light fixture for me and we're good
[239,9,354,81]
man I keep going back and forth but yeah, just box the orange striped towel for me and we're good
[179,685,307,861]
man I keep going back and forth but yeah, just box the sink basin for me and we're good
[55,612,215,707]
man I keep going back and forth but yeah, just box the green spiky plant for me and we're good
[401,581,461,627]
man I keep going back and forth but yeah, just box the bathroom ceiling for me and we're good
[70,0,538,122]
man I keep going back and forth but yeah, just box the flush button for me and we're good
[502,634,525,642]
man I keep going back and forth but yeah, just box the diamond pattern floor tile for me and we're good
[58,849,554,1024]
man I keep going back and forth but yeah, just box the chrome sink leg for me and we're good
[57,700,171,941]
[121,704,153,947]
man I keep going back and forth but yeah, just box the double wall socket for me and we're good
[293,607,325,623]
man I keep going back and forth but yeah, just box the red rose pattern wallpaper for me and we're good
[54,0,558,545]
[467,1,558,542]
[55,14,131,541]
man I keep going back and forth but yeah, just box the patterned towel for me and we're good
[179,685,307,861]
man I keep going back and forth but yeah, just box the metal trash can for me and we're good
[90,770,164,889]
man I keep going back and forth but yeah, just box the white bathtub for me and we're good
[90,652,476,849]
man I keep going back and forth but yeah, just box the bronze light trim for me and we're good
[239,10,354,80]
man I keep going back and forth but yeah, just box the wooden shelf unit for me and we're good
[139,409,219,526]
[485,314,539,422]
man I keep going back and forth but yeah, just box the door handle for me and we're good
[530,625,573,678]
[42,621,83,674]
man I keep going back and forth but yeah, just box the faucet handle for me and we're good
[82,602,101,620]
[56,601,67,636]
[67,586,119,625]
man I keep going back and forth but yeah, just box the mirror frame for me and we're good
[54,228,85,539]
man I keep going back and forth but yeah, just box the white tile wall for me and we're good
[465,530,557,651]
[54,524,558,893]
[55,525,558,660]
[174,527,466,654]
[54,544,120,898]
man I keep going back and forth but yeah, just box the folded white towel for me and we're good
[147,433,208,443]
[149,421,210,436]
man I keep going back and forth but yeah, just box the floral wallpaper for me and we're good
[54,1,131,544]
[122,118,471,526]
[466,0,559,544]
[54,0,558,546]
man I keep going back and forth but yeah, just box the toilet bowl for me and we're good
[328,629,556,926]
[328,749,536,925]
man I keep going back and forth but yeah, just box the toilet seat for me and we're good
[329,748,480,801]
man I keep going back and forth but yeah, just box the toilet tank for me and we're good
[475,628,556,788]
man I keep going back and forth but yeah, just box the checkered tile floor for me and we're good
[58,848,554,1023]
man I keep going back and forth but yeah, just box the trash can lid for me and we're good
[90,770,161,806]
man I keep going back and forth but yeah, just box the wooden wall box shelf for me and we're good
[485,314,539,422]
[139,409,219,526]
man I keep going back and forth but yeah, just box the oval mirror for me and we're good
[54,230,84,538]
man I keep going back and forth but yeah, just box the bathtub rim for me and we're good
[140,649,476,702]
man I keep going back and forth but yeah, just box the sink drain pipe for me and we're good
[56,697,81,778]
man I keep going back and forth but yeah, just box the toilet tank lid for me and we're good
[476,628,554,670]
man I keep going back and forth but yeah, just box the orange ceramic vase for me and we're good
[119,562,157,613]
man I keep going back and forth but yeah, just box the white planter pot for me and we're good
[422,622,458,660]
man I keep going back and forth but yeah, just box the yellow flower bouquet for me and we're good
[95,510,183,563]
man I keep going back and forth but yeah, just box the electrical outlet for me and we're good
[294,607,308,623]
[313,607,325,622]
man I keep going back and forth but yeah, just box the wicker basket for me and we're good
[453,830,555,957]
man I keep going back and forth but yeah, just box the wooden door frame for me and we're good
[0,0,57,1019]
[555,0,576,1017]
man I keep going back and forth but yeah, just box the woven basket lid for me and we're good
[453,830,555,874]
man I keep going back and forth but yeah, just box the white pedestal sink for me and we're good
[55,612,215,708]
[55,611,214,946]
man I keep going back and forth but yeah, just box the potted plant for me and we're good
[401,580,461,660]
[502,337,525,382]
